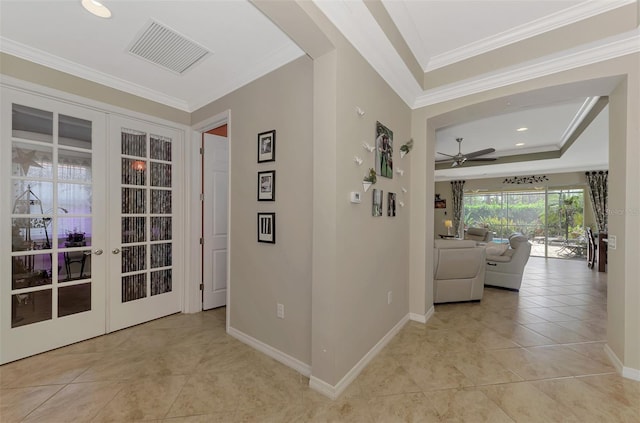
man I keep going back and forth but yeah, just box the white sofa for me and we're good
[433,239,486,303]
[484,233,532,291]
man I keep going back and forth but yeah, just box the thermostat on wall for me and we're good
[350,192,362,203]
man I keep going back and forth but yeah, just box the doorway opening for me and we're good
[201,124,229,310]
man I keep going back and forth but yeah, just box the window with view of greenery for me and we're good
[463,188,585,257]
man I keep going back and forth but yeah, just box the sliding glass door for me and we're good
[464,187,585,259]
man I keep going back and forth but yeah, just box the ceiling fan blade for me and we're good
[464,148,495,159]
[467,157,498,162]
[435,159,455,164]
[436,152,456,158]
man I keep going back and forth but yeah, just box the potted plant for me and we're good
[400,139,413,158]
[363,168,377,192]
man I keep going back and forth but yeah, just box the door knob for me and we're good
[112,248,121,254]
[93,249,103,255]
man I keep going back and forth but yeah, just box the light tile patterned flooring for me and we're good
[1,257,639,422]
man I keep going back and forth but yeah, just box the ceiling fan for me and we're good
[436,137,497,167]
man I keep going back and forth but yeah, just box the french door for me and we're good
[1,89,107,364]
[108,116,181,331]
[1,89,183,363]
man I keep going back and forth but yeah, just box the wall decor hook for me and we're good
[396,168,405,176]
[353,156,363,165]
[355,106,365,117]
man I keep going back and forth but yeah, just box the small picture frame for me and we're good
[257,212,276,243]
[387,192,396,217]
[372,189,383,217]
[257,170,275,201]
[257,130,276,163]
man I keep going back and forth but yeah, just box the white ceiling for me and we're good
[1,0,637,180]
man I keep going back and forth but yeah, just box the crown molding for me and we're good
[413,30,640,109]
[313,0,420,108]
[424,0,635,72]
[0,37,191,111]
[188,43,304,112]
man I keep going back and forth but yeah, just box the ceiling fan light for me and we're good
[516,142,525,146]
[81,0,112,18]
[516,127,528,132]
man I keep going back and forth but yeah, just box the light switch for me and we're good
[608,235,616,250]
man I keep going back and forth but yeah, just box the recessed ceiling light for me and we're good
[81,0,111,18]
[515,142,525,146]
[516,127,528,132]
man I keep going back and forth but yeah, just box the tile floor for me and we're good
[1,257,639,422]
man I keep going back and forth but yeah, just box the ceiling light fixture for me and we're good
[515,142,525,146]
[81,0,112,18]
[516,127,528,132]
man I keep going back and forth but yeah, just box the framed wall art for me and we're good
[387,192,396,217]
[257,170,275,201]
[257,212,276,243]
[375,121,393,179]
[372,188,383,217]
[257,130,276,163]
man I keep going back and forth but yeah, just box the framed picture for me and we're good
[257,130,276,163]
[372,189,383,217]
[257,212,276,243]
[375,121,393,179]
[257,170,275,201]
[435,194,446,209]
[387,192,396,217]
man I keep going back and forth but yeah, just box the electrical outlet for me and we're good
[387,291,392,305]
[277,303,285,319]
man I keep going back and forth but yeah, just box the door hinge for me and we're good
[199,147,204,155]
[199,238,204,245]
[199,283,204,291]
[200,193,204,201]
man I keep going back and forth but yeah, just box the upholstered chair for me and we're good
[433,239,486,303]
[464,227,494,243]
[484,233,532,291]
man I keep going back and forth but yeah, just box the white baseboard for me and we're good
[227,326,311,377]
[309,313,410,399]
[409,305,435,324]
[604,343,640,381]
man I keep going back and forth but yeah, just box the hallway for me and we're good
[1,257,638,422]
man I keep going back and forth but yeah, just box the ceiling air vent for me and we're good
[128,20,211,74]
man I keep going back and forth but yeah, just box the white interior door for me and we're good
[202,133,228,310]
[1,88,107,364]
[108,116,182,331]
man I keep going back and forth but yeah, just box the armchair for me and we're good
[433,239,486,303]
[484,233,532,291]
[464,227,493,243]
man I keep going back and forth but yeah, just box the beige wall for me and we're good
[309,29,413,386]
[193,57,314,365]
[410,53,640,373]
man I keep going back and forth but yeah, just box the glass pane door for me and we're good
[108,117,181,331]
[1,90,106,364]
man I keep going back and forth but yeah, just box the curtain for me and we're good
[586,171,608,232]
[450,180,465,237]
